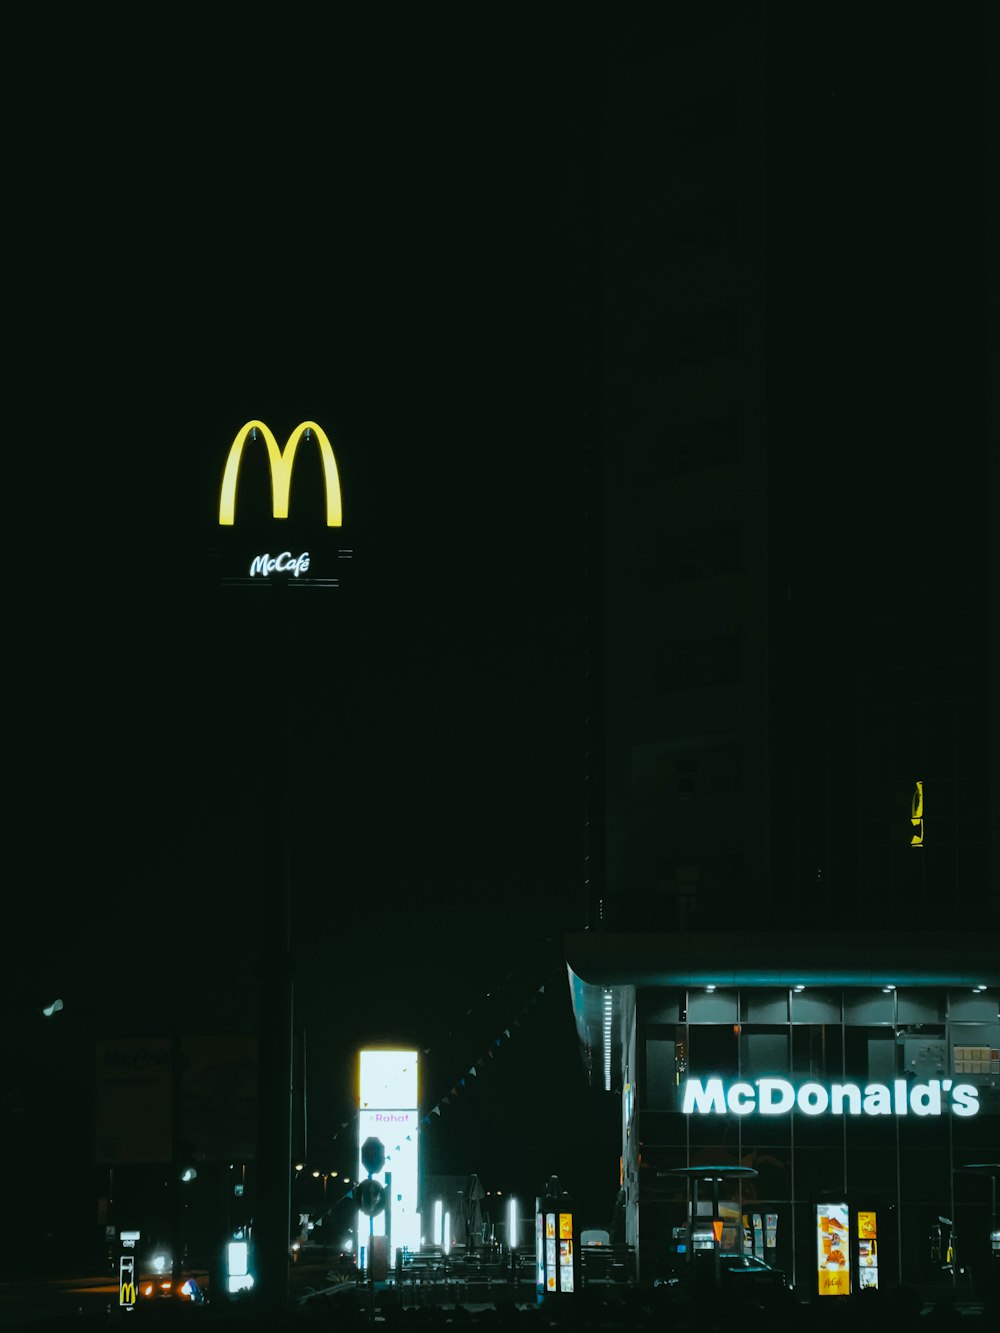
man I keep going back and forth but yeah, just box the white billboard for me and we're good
[358,1049,420,1265]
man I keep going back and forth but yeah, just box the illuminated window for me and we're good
[953,1046,991,1075]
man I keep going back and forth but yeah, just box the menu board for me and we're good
[857,1210,878,1290]
[558,1213,574,1292]
[816,1203,850,1296]
[545,1213,556,1291]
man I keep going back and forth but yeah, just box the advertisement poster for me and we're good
[559,1239,574,1291]
[94,1035,258,1165]
[858,1211,878,1290]
[817,1203,850,1296]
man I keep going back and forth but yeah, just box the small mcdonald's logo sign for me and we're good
[119,1254,136,1308]
[910,779,924,847]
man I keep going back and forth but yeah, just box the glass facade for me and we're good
[628,986,999,1292]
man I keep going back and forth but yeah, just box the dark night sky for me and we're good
[4,4,994,1260]
[5,6,621,1237]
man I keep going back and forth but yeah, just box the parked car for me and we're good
[654,1253,789,1294]
[717,1254,789,1291]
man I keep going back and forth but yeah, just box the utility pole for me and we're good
[252,585,296,1314]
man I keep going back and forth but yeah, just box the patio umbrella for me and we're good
[467,1174,485,1253]
[452,1190,468,1247]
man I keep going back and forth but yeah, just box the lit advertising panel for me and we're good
[858,1211,878,1290]
[358,1050,419,1264]
[558,1212,574,1292]
[816,1203,850,1296]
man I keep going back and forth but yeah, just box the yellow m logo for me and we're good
[219,420,342,527]
[120,1282,136,1306]
[911,779,924,847]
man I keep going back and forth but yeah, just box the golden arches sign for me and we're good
[219,420,342,526]
[911,779,924,847]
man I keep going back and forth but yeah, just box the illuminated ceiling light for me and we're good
[883,984,896,993]
[793,985,805,993]
[973,985,987,992]
[705,985,716,993]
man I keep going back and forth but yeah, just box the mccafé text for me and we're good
[249,551,311,578]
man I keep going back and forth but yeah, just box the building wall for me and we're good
[573,7,997,1289]
[628,985,999,1290]
[599,6,768,932]
[595,5,995,933]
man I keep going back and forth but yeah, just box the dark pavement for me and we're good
[2,1269,998,1332]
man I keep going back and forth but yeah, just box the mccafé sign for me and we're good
[215,420,346,586]
[248,551,310,579]
[681,1076,980,1118]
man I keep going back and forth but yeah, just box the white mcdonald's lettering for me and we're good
[680,1076,980,1117]
[728,1082,756,1114]
[219,421,342,526]
[249,551,311,578]
[759,1078,795,1114]
[680,1077,726,1114]
[830,1084,862,1115]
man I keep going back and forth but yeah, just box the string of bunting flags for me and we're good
[420,969,557,1125]
[327,964,560,1159]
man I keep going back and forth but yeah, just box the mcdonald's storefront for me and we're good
[566,931,1000,1296]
